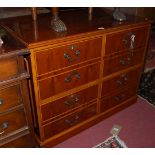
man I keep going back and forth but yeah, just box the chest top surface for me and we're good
[0,8,151,48]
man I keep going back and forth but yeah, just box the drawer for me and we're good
[1,134,34,148]
[0,84,22,113]
[39,62,100,100]
[100,87,137,112]
[43,103,97,139]
[103,50,144,76]
[35,38,102,75]
[102,67,141,97]
[0,109,27,138]
[0,57,19,82]
[41,85,98,122]
[105,27,148,55]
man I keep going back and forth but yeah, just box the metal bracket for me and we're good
[110,124,122,136]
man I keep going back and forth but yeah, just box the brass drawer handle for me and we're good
[116,74,128,85]
[127,56,132,63]
[122,74,128,82]
[116,80,123,85]
[130,33,135,49]
[64,53,71,61]
[122,32,135,49]
[119,57,132,66]
[68,45,77,50]
[75,50,81,56]
[64,71,81,83]
[0,122,9,135]
[64,94,80,107]
[64,50,81,62]
[119,59,127,66]
[0,99,4,105]
[65,115,80,126]
[2,122,9,129]
[114,94,126,101]
[123,32,135,56]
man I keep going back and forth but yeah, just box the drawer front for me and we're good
[103,50,144,76]
[102,67,141,97]
[100,87,137,112]
[1,134,34,148]
[36,38,102,75]
[39,62,100,100]
[0,57,19,82]
[105,27,148,55]
[0,84,22,113]
[43,103,97,139]
[0,109,27,137]
[41,85,98,122]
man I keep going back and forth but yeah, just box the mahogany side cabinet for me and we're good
[0,28,35,147]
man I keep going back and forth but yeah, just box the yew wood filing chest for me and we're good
[0,8,151,147]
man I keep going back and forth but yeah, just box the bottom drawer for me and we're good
[100,87,137,112]
[1,134,35,148]
[43,103,97,140]
[0,109,27,137]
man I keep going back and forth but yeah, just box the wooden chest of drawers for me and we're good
[30,25,150,147]
[0,8,151,147]
[0,30,34,147]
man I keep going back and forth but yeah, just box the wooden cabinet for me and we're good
[0,30,34,147]
[30,25,150,147]
[0,8,151,147]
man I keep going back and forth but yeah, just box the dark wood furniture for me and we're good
[0,29,34,147]
[0,8,151,147]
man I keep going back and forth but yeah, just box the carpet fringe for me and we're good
[93,135,127,148]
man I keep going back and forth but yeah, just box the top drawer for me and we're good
[0,57,19,82]
[105,27,148,55]
[35,37,102,76]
